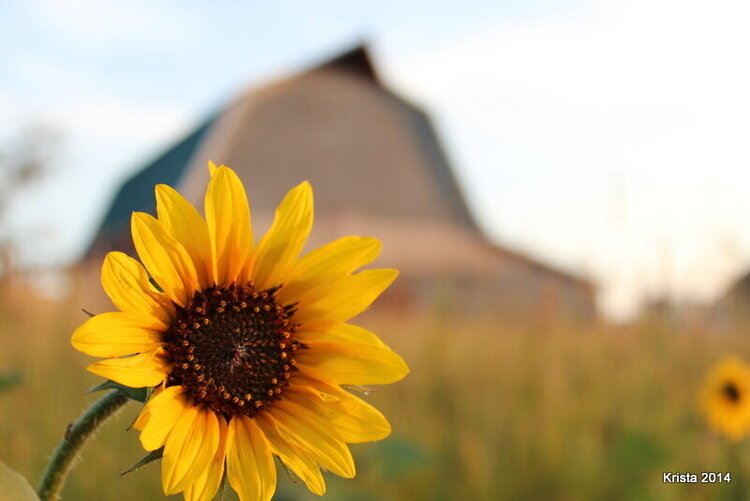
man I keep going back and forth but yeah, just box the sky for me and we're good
[2,0,750,320]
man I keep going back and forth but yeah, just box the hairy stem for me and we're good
[37,390,129,501]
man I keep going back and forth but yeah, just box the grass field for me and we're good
[1,282,749,501]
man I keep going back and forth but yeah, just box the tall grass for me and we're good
[1,284,748,500]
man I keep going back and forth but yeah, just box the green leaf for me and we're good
[0,371,21,393]
[0,458,39,501]
[212,470,227,501]
[121,448,163,476]
[148,277,164,292]
[86,380,149,403]
[610,429,666,479]
[372,438,427,481]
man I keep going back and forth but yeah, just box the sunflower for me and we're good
[71,163,408,501]
[699,356,750,442]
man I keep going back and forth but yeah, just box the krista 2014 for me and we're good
[662,472,732,483]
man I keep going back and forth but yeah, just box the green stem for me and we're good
[36,390,129,501]
[730,442,744,501]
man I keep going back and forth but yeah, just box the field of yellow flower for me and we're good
[2,284,750,500]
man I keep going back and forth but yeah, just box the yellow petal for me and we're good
[138,386,190,451]
[71,312,164,358]
[131,212,199,307]
[205,165,253,286]
[86,349,170,388]
[252,181,313,289]
[101,251,174,326]
[207,160,223,176]
[295,341,409,385]
[132,404,150,432]
[184,415,229,501]
[286,382,391,443]
[155,184,212,289]
[280,236,381,305]
[256,412,326,496]
[227,415,276,501]
[162,406,220,495]
[294,323,386,348]
[270,400,355,479]
[293,269,398,324]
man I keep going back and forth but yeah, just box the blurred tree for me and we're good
[0,124,60,282]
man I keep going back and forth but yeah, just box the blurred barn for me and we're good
[85,46,596,322]
[712,271,750,331]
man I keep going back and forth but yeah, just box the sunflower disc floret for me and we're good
[167,283,300,417]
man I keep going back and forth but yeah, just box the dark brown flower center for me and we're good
[165,283,299,417]
[723,382,741,404]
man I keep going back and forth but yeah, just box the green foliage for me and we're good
[86,380,150,403]
[603,430,668,501]
[611,430,667,478]
[120,448,163,476]
[0,371,21,393]
[370,438,427,481]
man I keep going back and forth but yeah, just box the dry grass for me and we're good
[1,284,749,500]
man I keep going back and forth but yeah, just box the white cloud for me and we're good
[54,95,190,142]
[25,0,198,50]
[7,53,191,143]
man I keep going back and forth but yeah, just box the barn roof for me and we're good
[86,44,478,256]
[83,45,593,296]
[87,116,217,258]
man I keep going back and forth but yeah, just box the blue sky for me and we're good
[3,0,750,319]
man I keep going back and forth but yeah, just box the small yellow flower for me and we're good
[72,163,409,501]
[699,356,750,442]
